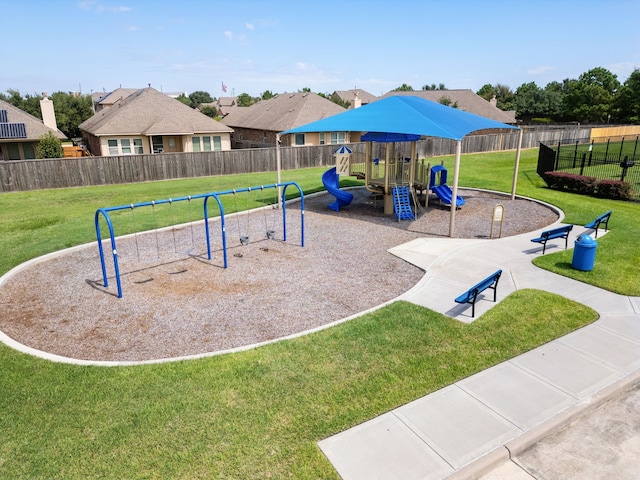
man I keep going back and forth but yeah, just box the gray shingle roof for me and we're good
[79,87,233,136]
[379,89,516,124]
[332,89,378,106]
[220,92,346,132]
[0,99,67,141]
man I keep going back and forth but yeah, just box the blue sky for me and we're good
[3,0,639,98]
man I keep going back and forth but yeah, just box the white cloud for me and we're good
[224,31,233,41]
[246,22,255,30]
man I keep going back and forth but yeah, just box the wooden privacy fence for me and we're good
[0,127,592,192]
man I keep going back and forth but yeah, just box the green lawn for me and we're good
[0,148,637,479]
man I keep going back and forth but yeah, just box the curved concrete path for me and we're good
[318,222,640,480]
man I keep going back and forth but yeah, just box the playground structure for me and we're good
[323,140,464,220]
[429,164,466,207]
[95,182,304,298]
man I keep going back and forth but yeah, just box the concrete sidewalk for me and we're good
[318,223,640,480]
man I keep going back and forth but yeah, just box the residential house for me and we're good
[198,96,238,117]
[379,89,517,124]
[220,92,347,147]
[0,95,67,161]
[93,88,139,113]
[332,89,377,109]
[79,87,233,156]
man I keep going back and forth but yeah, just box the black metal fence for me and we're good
[537,141,640,200]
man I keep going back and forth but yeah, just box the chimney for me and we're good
[489,95,497,107]
[352,93,362,109]
[40,92,58,130]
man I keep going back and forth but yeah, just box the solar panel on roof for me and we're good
[0,109,7,123]
[0,122,27,139]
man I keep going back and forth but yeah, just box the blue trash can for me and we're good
[572,234,598,271]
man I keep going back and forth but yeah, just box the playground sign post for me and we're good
[490,204,504,239]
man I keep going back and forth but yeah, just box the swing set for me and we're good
[95,182,304,298]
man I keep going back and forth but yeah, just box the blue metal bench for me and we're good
[530,224,573,254]
[585,210,611,238]
[455,269,502,318]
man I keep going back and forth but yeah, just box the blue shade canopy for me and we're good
[281,95,518,141]
[361,132,421,143]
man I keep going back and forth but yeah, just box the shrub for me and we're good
[36,131,64,159]
[543,171,597,195]
[595,179,633,200]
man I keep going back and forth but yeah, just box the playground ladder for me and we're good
[392,186,415,221]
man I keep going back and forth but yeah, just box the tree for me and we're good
[438,96,458,108]
[50,92,93,138]
[614,68,640,124]
[393,83,414,91]
[422,83,446,90]
[261,90,275,100]
[328,92,350,109]
[543,81,566,120]
[188,91,213,107]
[0,89,41,117]
[563,67,620,123]
[515,82,545,120]
[176,93,192,107]
[199,105,219,118]
[36,131,64,159]
[476,84,496,101]
[236,93,256,107]
[476,83,515,111]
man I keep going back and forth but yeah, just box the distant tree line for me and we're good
[2,65,637,142]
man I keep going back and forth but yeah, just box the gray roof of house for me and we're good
[379,89,516,124]
[220,92,346,132]
[332,89,378,105]
[95,88,140,106]
[80,87,233,136]
[0,99,67,141]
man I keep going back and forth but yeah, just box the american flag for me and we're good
[221,81,228,93]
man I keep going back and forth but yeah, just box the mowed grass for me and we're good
[1,294,596,479]
[0,147,636,478]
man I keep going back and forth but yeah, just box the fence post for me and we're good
[572,140,578,168]
[588,140,594,166]
[619,137,625,161]
[605,138,610,158]
[579,152,587,175]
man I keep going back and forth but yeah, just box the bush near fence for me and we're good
[542,171,632,200]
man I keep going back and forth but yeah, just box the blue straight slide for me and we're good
[433,184,466,207]
[322,167,353,211]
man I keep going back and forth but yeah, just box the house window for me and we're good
[192,136,219,152]
[319,133,326,145]
[107,138,144,155]
[330,132,346,144]
[22,142,36,159]
[108,139,119,155]
[294,133,305,146]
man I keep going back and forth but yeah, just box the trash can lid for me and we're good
[576,234,597,245]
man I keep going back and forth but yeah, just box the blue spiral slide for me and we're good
[322,167,353,211]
